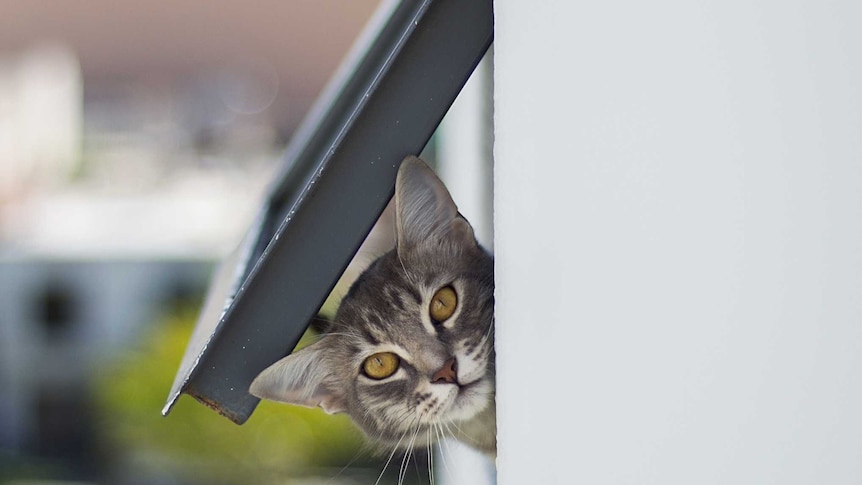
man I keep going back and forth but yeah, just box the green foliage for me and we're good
[92,308,375,484]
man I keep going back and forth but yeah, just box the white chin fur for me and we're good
[413,376,493,427]
[445,377,494,423]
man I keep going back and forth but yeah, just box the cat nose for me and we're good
[431,357,458,384]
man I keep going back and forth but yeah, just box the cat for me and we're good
[250,155,496,457]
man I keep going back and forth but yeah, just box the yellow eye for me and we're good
[430,286,458,323]
[362,352,400,379]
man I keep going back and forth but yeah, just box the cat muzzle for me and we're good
[431,357,458,384]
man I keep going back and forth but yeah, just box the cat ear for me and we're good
[249,342,346,414]
[395,156,476,253]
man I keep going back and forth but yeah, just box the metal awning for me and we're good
[163,0,493,424]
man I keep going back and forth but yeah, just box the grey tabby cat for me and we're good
[250,156,496,456]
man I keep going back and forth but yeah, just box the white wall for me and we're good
[494,1,862,484]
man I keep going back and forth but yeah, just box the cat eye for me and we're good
[362,352,400,380]
[429,286,458,323]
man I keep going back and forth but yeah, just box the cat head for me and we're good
[250,156,495,451]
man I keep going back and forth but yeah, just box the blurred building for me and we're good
[0,1,380,482]
[0,0,380,256]
[0,258,210,476]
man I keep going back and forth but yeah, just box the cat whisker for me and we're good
[316,332,361,340]
[427,428,435,485]
[324,444,369,485]
[445,418,470,441]
[398,423,422,485]
[479,317,495,345]
[433,422,454,478]
[396,248,419,288]
[389,407,418,430]
[440,420,461,448]
[441,422,452,446]
[375,423,415,485]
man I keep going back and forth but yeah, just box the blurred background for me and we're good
[0,1,459,483]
